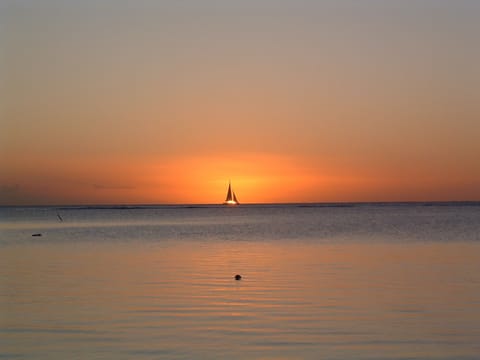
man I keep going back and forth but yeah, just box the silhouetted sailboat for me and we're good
[224,181,239,205]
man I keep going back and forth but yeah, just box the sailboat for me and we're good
[223,181,240,205]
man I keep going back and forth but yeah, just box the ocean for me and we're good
[1,203,480,359]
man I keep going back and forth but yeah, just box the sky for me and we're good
[1,0,479,205]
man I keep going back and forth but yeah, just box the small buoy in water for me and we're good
[234,274,242,280]
[32,233,42,237]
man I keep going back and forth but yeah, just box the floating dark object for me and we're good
[234,274,242,280]
[32,233,42,237]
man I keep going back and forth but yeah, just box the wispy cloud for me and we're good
[92,184,135,190]
[0,184,20,195]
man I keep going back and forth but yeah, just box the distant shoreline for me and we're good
[1,201,479,209]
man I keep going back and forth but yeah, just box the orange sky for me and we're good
[1,1,480,205]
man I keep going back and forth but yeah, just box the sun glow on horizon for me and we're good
[1,150,479,205]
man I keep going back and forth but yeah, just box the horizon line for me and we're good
[1,200,479,208]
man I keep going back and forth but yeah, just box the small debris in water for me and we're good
[234,274,242,280]
[32,233,42,237]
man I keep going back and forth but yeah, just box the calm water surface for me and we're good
[1,203,480,359]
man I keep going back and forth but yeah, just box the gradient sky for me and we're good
[1,0,479,204]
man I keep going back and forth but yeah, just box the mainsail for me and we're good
[225,183,233,202]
